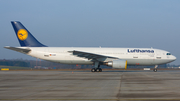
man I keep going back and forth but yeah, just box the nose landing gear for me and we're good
[153,65,158,72]
[153,68,157,72]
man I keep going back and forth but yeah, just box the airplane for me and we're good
[4,21,176,72]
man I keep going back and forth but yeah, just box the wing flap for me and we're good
[68,50,118,61]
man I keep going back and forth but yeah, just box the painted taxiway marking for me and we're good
[1,99,180,100]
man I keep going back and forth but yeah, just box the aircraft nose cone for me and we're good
[170,55,176,62]
[172,55,176,61]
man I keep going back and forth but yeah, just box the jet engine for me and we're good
[105,59,127,69]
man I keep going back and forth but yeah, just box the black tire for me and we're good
[91,68,96,72]
[96,68,100,72]
[153,69,157,72]
[99,68,102,72]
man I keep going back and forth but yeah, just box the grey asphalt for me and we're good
[0,70,180,101]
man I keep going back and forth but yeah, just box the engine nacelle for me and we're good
[105,59,127,69]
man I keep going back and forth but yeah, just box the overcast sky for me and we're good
[0,0,179,65]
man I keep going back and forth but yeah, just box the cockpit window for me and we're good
[166,53,171,55]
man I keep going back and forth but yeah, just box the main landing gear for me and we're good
[91,68,102,72]
[91,62,102,72]
[153,65,158,72]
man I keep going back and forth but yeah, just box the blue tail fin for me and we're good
[11,21,47,47]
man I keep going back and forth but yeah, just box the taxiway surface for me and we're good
[0,70,180,101]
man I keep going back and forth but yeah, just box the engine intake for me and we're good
[105,59,127,69]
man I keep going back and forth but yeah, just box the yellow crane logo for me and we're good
[17,29,28,40]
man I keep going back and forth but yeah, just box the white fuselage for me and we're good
[23,47,176,66]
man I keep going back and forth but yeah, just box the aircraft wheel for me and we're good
[153,68,157,72]
[91,68,96,72]
[96,68,102,72]
[99,68,102,72]
[96,68,100,72]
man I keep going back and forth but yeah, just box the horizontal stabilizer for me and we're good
[4,46,31,54]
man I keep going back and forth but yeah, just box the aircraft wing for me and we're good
[68,50,118,61]
[4,46,31,54]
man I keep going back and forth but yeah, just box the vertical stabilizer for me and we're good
[11,21,47,47]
